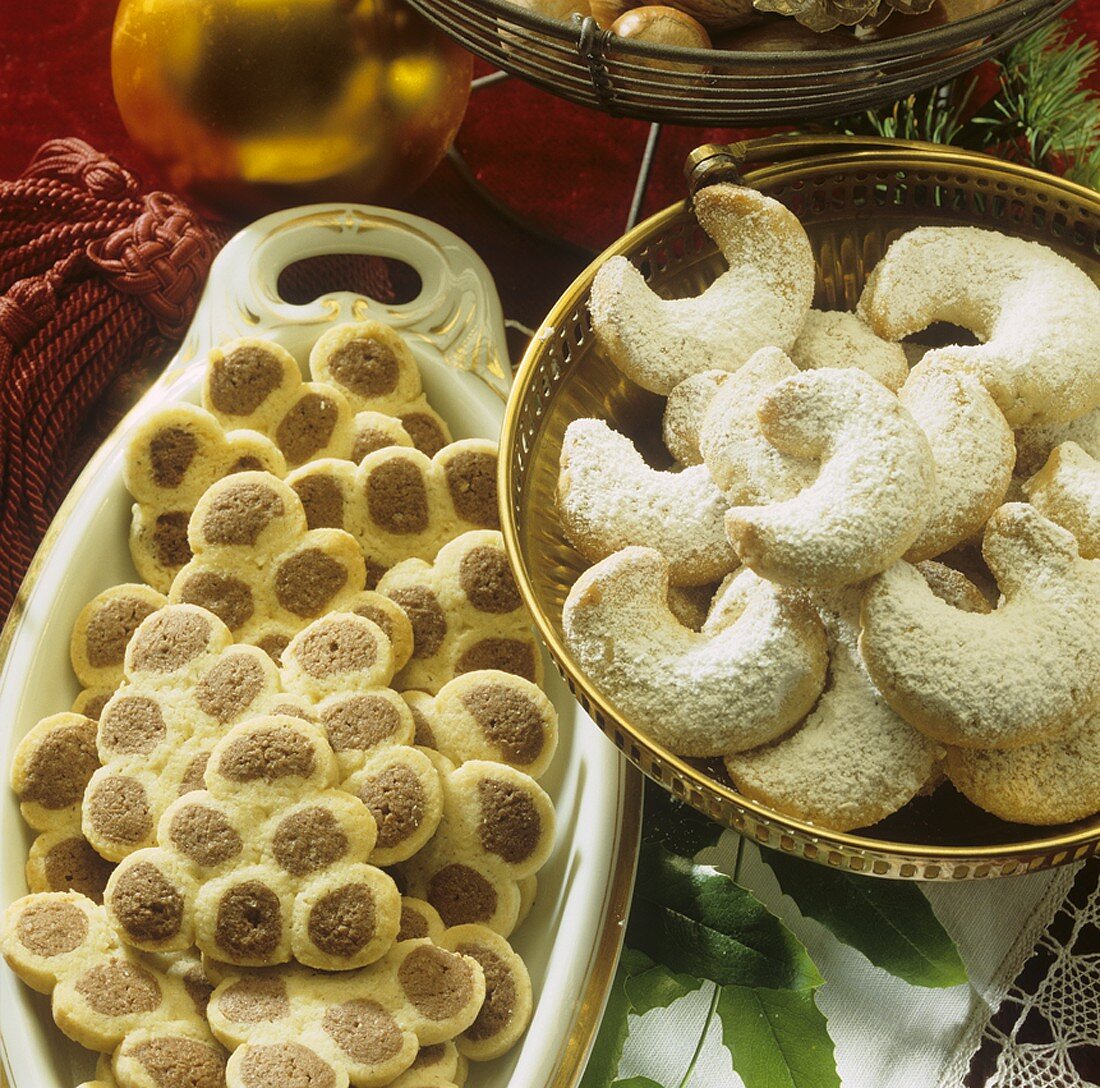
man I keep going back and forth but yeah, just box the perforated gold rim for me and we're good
[499,137,1100,880]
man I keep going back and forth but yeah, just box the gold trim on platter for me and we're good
[499,136,1100,881]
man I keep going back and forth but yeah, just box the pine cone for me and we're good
[753,0,934,32]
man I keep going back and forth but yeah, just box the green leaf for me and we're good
[628,843,823,992]
[762,850,967,989]
[717,986,840,1088]
[625,963,703,1015]
[643,782,726,857]
[580,949,658,1088]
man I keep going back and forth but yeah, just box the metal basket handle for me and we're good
[169,203,511,397]
[685,134,968,193]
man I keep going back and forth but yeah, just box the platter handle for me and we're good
[171,203,511,397]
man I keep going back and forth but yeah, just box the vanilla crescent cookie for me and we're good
[1014,406,1100,478]
[725,564,987,831]
[377,531,543,693]
[857,226,1100,426]
[1,893,226,1088]
[12,713,115,902]
[81,606,284,863]
[103,713,401,970]
[899,364,1014,561]
[310,321,453,457]
[589,183,814,394]
[206,935,485,1088]
[788,309,909,392]
[399,754,555,937]
[723,368,936,588]
[945,708,1100,825]
[285,440,500,587]
[562,548,827,756]
[661,370,732,465]
[860,503,1100,749]
[698,347,817,504]
[1023,441,1100,559]
[125,403,286,591]
[169,471,365,648]
[557,418,738,586]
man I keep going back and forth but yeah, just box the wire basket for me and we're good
[499,134,1100,880]
[407,0,1071,125]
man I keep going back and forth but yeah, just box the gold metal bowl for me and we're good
[500,134,1100,881]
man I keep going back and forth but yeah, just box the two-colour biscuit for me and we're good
[310,321,453,458]
[377,531,542,693]
[126,403,285,591]
[0,892,225,1088]
[397,898,533,1062]
[70,584,168,722]
[82,605,282,863]
[104,713,402,970]
[206,933,484,1088]
[170,472,366,649]
[12,714,114,902]
[398,755,555,938]
[286,440,500,587]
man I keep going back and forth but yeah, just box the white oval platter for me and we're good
[0,204,641,1088]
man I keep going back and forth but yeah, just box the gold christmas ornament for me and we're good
[111,0,473,215]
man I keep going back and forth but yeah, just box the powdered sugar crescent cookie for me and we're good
[945,708,1100,825]
[310,321,453,457]
[1023,441,1100,559]
[207,935,485,1088]
[83,606,283,862]
[698,347,817,504]
[557,418,738,586]
[662,370,732,465]
[725,567,987,831]
[1,893,226,1086]
[900,365,1014,561]
[378,531,542,693]
[104,714,401,970]
[170,472,366,646]
[71,584,168,713]
[589,184,814,394]
[860,504,1100,749]
[724,368,936,588]
[399,755,555,937]
[857,226,1100,426]
[285,440,499,587]
[789,309,909,392]
[1014,406,1100,478]
[125,403,286,591]
[563,548,827,756]
[12,713,116,902]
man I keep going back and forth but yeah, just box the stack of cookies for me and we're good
[4,323,555,1088]
[560,183,1100,832]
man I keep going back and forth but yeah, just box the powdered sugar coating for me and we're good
[588,184,814,394]
[1015,407,1100,477]
[900,364,1014,561]
[562,547,827,756]
[699,347,817,504]
[724,368,936,588]
[726,585,944,831]
[946,709,1100,825]
[789,309,908,392]
[857,226,1100,426]
[860,504,1100,749]
[662,371,731,465]
[1023,441,1100,559]
[557,419,738,585]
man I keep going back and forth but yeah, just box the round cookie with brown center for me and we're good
[71,583,169,696]
[378,530,542,695]
[170,471,367,647]
[309,321,453,458]
[126,402,286,592]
